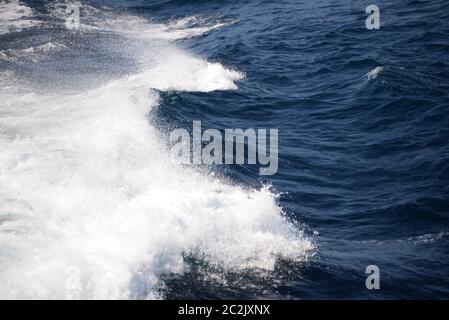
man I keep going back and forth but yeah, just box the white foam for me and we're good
[49,1,234,40]
[0,74,313,299]
[92,15,234,41]
[0,0,41,34]
[133,49,244,92]
[0,2,313,300]
[0,42,68,63]
[366,66,384,80]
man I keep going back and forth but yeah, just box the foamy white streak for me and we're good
[49,1,234,40]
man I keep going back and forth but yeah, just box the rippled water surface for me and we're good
[0,0,448,299]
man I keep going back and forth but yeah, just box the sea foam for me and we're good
[0,1,313,299]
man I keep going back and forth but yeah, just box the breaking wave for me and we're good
[0,0,313,299]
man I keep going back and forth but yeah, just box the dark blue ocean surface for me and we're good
[151,0,449,299]
[1,0,448,299]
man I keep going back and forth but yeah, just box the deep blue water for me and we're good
[1,0,449,299]
[151,0,449,299]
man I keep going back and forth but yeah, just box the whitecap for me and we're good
[366,66,384,80]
